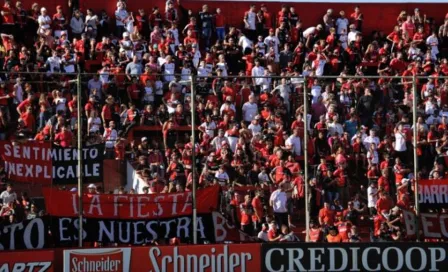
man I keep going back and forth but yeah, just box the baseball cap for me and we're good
[87,184,96,189]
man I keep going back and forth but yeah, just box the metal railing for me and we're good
[5,71,448,243]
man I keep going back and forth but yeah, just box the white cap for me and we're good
[123,32,130,37]
[70,187,77,192]
[141,137,148,142]
[87,184,96,189]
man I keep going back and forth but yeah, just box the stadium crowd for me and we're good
[1,0,448,244]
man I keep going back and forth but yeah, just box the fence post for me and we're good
[412,75,420,242]
[190,75,198,245]
[76,72,84,247]
[303,77,310,242]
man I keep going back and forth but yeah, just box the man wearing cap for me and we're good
[87,184,97,194]
[52,5,67,39]
[264,28,280,58]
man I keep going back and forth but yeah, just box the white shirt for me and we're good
[285,135,301,156]
[85,14,98,30]
[162,62,175,82]
[367,186,378,208]
[311,85,322,104]
[242,102,258,122]
[103,128,118,148]
[251,66,265,86]
[143,87,154,102]
[367,150,379,164]
[239,36,253,51]
[363,136,380,150]
[200,121,217,138]
[224,132,239,152]
[88,117,102,132]
[13,84,23,104]
[54,97,67,112]
[270,189,288,213]
[335,18,349,35]
[339,34,348,49]
[46,56,61,74]
[181,67,191,81]
[312,60,326,76]
[394,132,407,152]
[248,123,262,135]
[215,171,229,182]
[426,35,439,59]
[327,122,343,136]
[216,62,228,77]
[0,190,17,204]
[348,30,358,44]
[211,136,228,151]
[258,231,269,242]
[197,67,208,77]
[264,36,280,54]
[303,26,317,39]
[38,15,51,29]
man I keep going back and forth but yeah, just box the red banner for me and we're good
[43,185,220,219]
[0,250,55,271]
[63,244,261,272]
[403,210,448,239]
[0,141,52,184]
[418,179,448,209]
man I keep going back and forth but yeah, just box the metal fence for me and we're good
[4,71,447,242]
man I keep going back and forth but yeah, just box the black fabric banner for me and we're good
[262,243,448,272]
[52,144,105,185]
[0,218,48,250]
[49,214,215,246]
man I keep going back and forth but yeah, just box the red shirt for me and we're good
[319,207,335,225]
[75,40,86,54]
[102,105,112,120]
[378,176,390,193]
[267,229,277,241]
[376,197,394,212]
[1,5,14,24]
[251,197,263,222]
[221,86,235,102]
[17,99,30,114]
[84,101,95,116]
[68,100,77,118]
[215,13,225,27]
[127,84,141,100]
[240,203,251,225]
[20,112,35,131]
[263,12,272,28]
[55,130,73,147]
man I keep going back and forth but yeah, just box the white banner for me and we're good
[63,248,131,272]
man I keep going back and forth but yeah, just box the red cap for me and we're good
[56,5,62,9]
[269,28,275,33]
